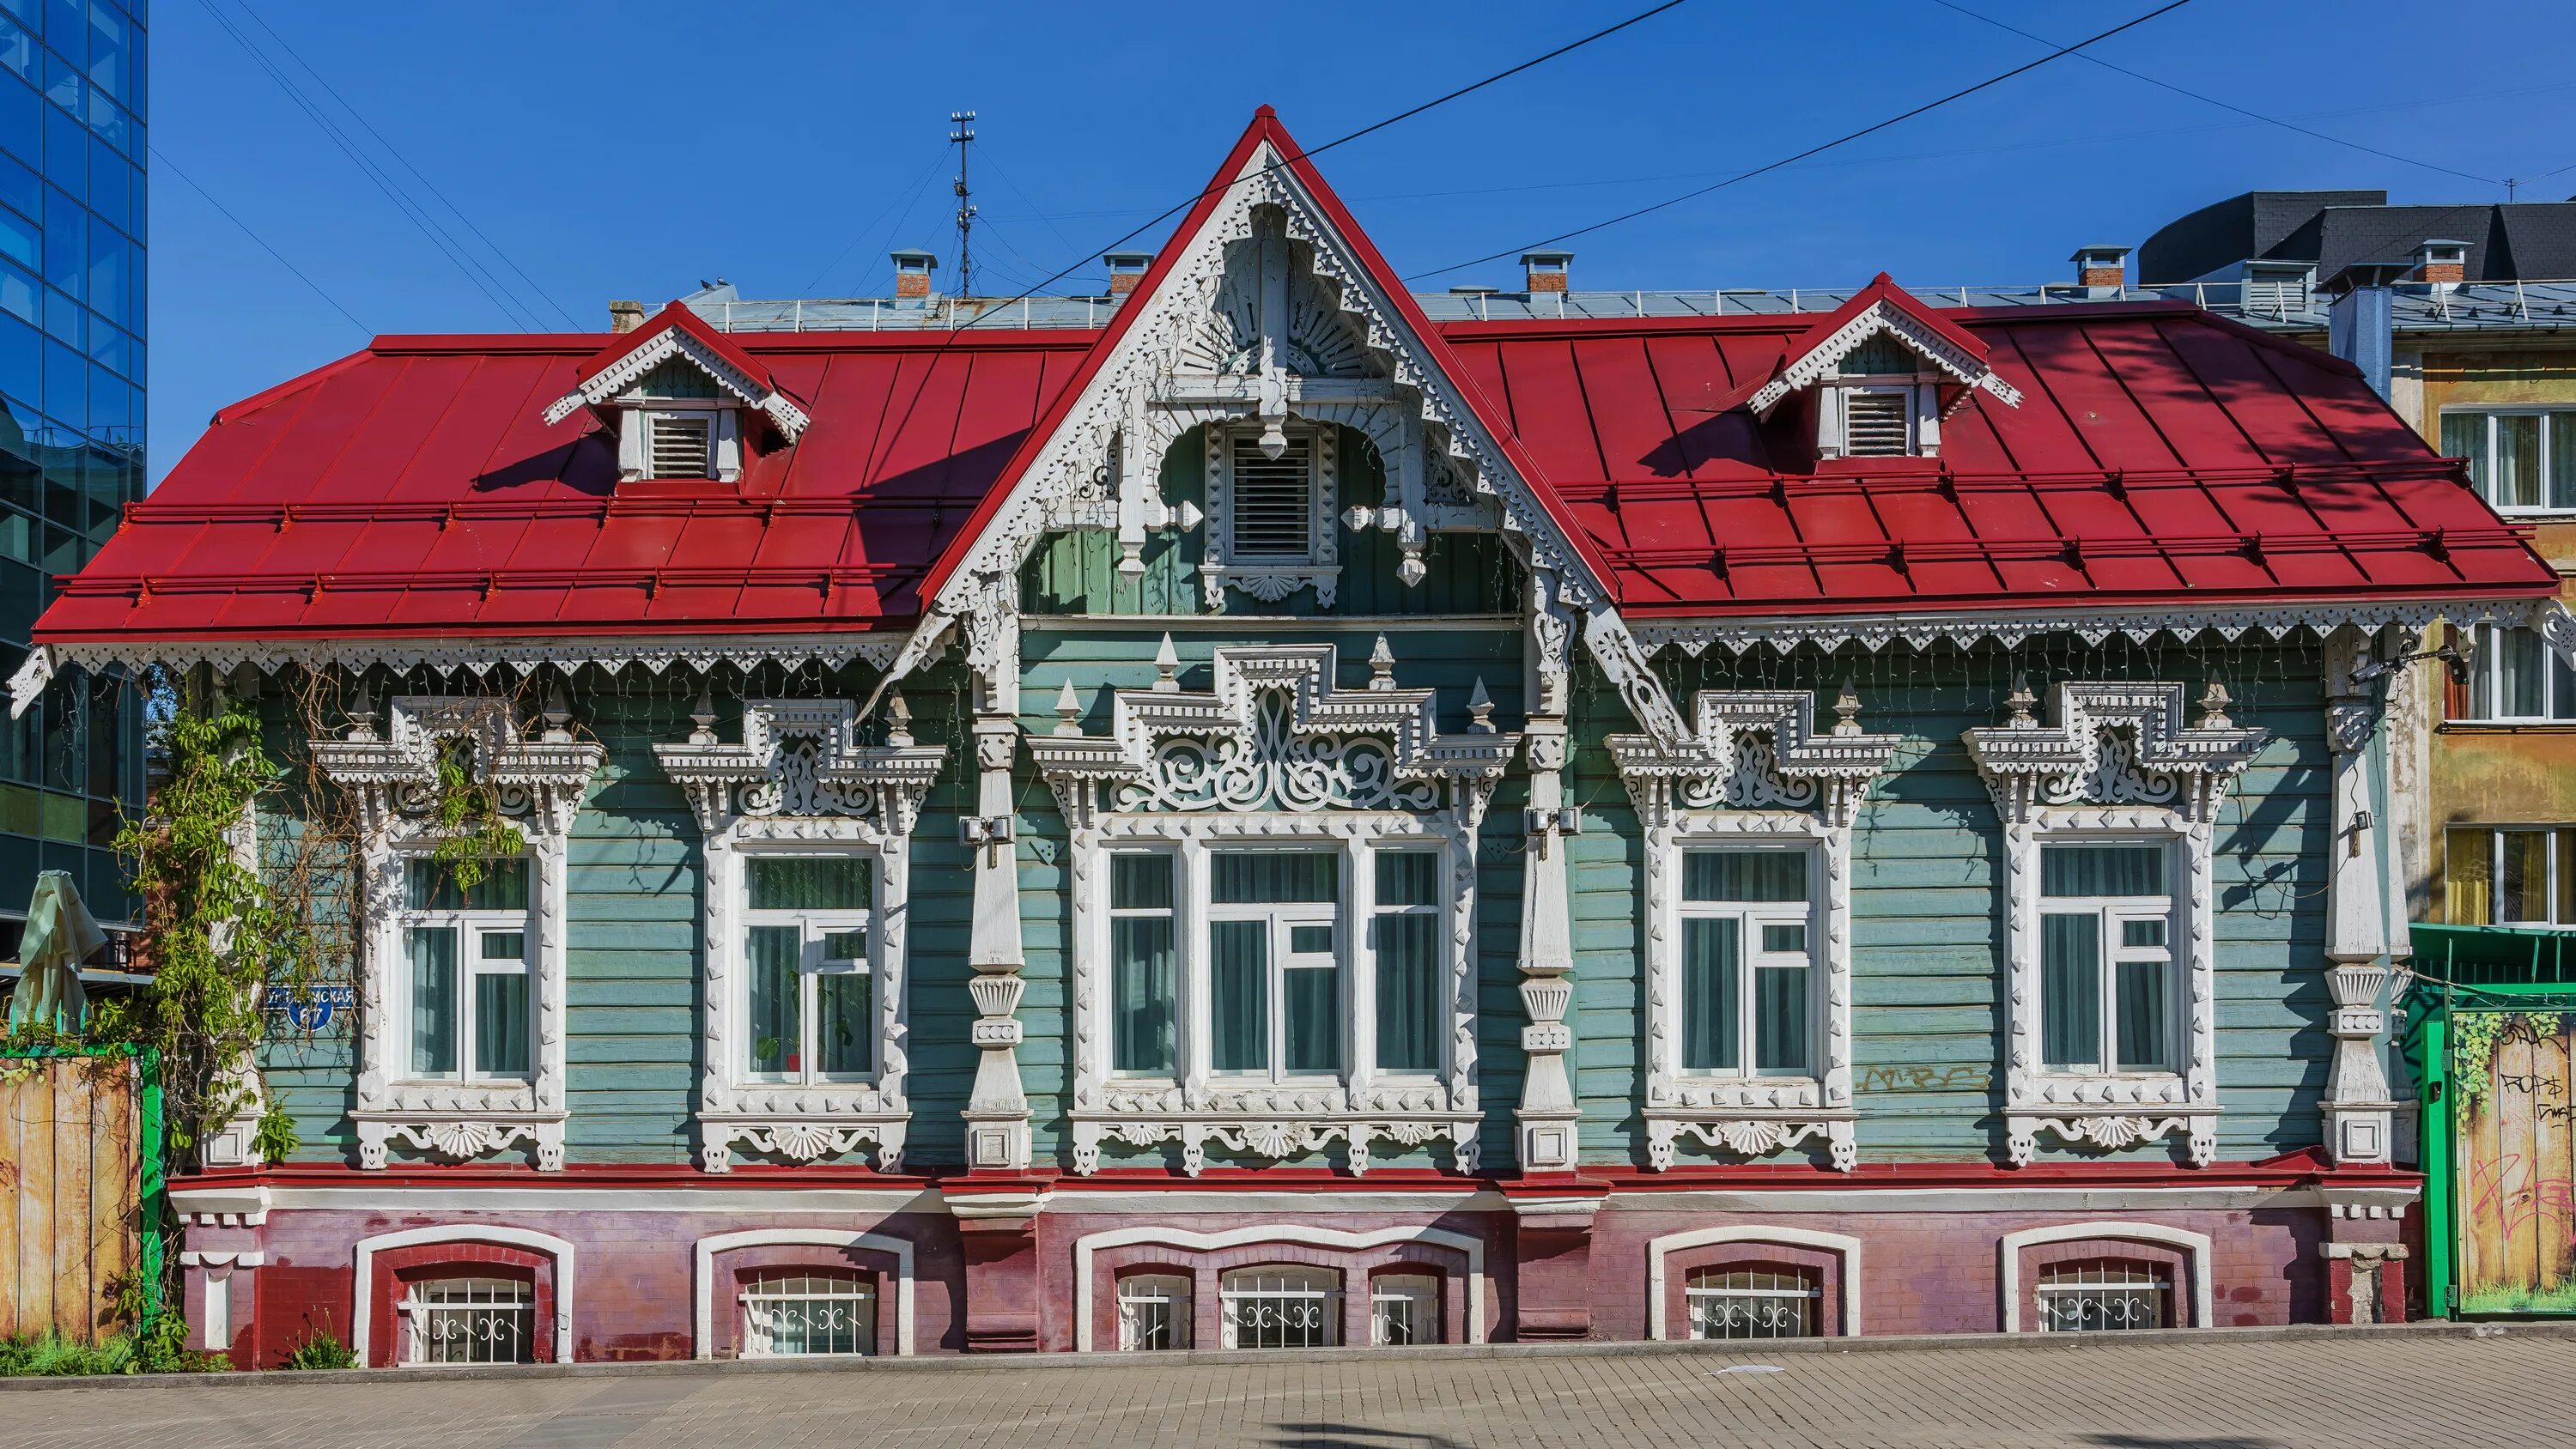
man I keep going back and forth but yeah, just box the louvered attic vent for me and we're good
[648,415,713,478]
[1230,434,1315,559]
[1842,391,1912,457]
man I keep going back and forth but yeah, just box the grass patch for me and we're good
[0,1323,228,1376]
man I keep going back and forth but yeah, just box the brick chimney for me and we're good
[608,300,646,333]
[2070,245,2129,294]
[1104,250,1151,301]
[2414,239,2468,288]
[891,249,939,301]
[1522,251,1572,294]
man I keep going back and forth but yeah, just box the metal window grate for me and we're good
[1116,1274,1192,1351]
[1370,1274,1441,1346]
[1842,391,1911,456]
[1685,1267,1820,1340]
[649,415,712,478]
[2036,1258,2168,1332]
[405,1277,533,1365]
[1221,1270,1340,1349]
[1230,435,1314,559]
[741,1272,876,1355]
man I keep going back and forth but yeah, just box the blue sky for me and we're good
[146,0,2576,481]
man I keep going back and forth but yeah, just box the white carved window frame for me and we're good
[1030,643,1515,1179]
[1964,680,2267,1170]
[317,697,604,1173]
[1200,423,1340,608]
[653,698,945,1173]
[1613,688,1898,1174]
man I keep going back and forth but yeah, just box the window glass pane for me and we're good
[2498,627,2547,718]
[408,926,457,1076]
[2501,830,2553,924]
[2119,919,2166,949]
[1284,958,1339,1075]
[816,970,872,1076]
[746,925,799,1076]
[1682,851,1807,903]
[1375,850,1437,906]
[2040,845,2166,898]
[1110,852,1173,910]
[1288,923,1333,955]
[479,931,524,961]
[746,855,870,911]
[1753,966,1807,1075]
[1211,919,1267,1072]
[2442,411,2486,494]
[1680,917,1741,1071]
[2114,959,2171,1072]
[1111,914,1175,1074]
[2497,413,2543,508]
[1211,851,1337,903]
[818,928,866,962]
[2447,828,2494,925]
[2041,912,2100,1071]
[1373,911,1440,1072]
[2563,829,2576,928]
[473,970,528,1077]
[2554,414,2576,510]
[404,857,530,912]
[1760,922,1806,954]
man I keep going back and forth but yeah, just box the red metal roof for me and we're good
[33,117,2556,652]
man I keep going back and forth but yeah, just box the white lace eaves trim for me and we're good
[1632,597,2573,657]
[8,632,908,718]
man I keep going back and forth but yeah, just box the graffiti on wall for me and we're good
[2456,1011,2576,1314]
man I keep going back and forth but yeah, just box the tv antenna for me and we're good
[951,110,978,298]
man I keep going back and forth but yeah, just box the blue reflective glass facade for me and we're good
[0,0,141,930]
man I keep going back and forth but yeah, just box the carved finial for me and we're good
[2198,678,2234,730]
[2005,672,2038,729]
[1369,634,1397,692]
[1833,678,1862,737]
[1152,634,1181,694]
[541,680,574,743]
[689,688,719,746]
[1467,676,1495,734]
[1054,679,1084,736]
[885,691,914,747]
[346,683,379,742]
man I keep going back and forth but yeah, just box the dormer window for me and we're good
[542,301,811,488]
[646,413,714,479]
[1820,337,1936,459]
[624,361,739,482]
[1722,278,2020,468]
[1202,425,1340,606]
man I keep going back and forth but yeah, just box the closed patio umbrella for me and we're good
[4,870,106,1033]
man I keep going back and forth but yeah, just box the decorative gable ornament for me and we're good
[1962,677,2268,826]
[1738,274,2024,420]
[1609,684,1903,830]
[653,694,945,837]
[543,301,811,440]
[315,690,605,840]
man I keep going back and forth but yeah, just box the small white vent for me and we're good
[1230,435,1314,559]
[1842,391,1911,457]
[648,415,712,478]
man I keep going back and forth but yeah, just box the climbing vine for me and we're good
[2451,1010,2567,1112]
[424,740,527,893]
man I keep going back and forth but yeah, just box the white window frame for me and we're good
[1200,424,1340,607]
[620,400,743,482]
[2459,622,2576,722]
[2447,823,2576,927]
[737,850,880,1087]
[401,1276,534,1367]
[738,1271,877,1357]
[2442,405,2576,517]
[393,858,535,1086]
[2032,838,2182,1076]
[1115,1273,1194,1351]
[1369,1273,1441,1346]
[1220,1267,1341,1349]
[1819,381,1930,458]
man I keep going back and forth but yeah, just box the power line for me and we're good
[802,148,948,294]
[223,0,582,328]
[1406,0,2196,281]
[151,145,373,336]
[1929,0,2501,187]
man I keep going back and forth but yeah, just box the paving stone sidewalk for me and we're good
[2,1328,2568,1448]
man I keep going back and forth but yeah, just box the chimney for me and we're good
[1521,250,1572,294]
[2069,245,2129,294]
[890,249,939,302]
[2414,239,2468,288]
[2323,262,2409,403]
[608,300,646,333]
[1104,250,1151,300]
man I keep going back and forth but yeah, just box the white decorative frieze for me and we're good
[1964,679,2269,1169]
[1614,687,1901,1173]
[653,694,945,1172]
[316,693,605,1173]
[542,319,811,440]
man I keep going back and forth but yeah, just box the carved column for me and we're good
[2321,631,2398,1167]
[963,715,1031,1172]
[1515,716,1580,1173]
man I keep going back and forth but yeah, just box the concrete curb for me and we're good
[0,1317,2566,1391]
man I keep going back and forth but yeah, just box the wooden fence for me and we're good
[0,1051,158,1343]
[2457,1014,2576,1313]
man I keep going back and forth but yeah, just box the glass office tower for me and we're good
[0,0,143,942]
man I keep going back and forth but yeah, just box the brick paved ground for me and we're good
[3,1329,2572,1448]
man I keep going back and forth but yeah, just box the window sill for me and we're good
[2438,721,2576,734]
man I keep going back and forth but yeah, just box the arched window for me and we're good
[1220,1266,1340,1349]
[2036,1258,2169,1332]
[741,1271,877,1355]
[1369,1272,1441,1346]
[1685,1264,1821,1341]
[1115,1273,1192,1351]
[403,1276,533,1365]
